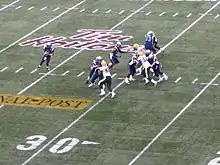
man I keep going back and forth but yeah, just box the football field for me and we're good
[0,0,220,164]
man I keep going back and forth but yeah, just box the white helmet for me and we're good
[116,41,122,46]
[145,49,152,56]
[95,56,102,61]
[147,31,155,36]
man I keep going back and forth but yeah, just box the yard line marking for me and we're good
[53,7,59,11]
[39,73,56,76]
[146,11,151,15]
[159,12,165,16]
[118,77,125,80]
[30,69,37,74]
[192,78,198,84]
[40,6,47,11]
[214,14,219,19]
[15,5,21,10]
[61,70,69,76]
[0,67,8,72]
[187,13,192,17]
[15,67,23,73]
[118,10,125,15]
[105,9,111,14]
[28,6,34,11]
[128,2,220,163]
[128,72,220,165]
[20,1,155,164]
[0,0,86,54]
[77,71,85,77]
[112,73,117,78]
[173,12,178,17]
[92,9,98,13]
[79,8,85,12]
[0,0,20,11]
[174,77,181,83]
[200,82,219,86]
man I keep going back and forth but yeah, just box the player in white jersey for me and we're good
[137,51,157,86]
[98,61,116,98]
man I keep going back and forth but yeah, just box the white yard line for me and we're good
[159,12,165,16]
[0,0,20,11]
[128,2,220,163]
[187,13,192,17]
[105,9,111,14]
[173,12,179,17]
[20,1,155,164]
[53,7,59,11]
[118,10,125,15]
[174,77,181,83]
[39,73,56,76]
[79,8,85,12]
[28,6,34,11]
[200,82,219,86]
[15,5,21,10]
[15,67,23,73]
[128,72,220,165]
[214,14,219,19]
[0,67,8,72]
[77,71,85,77]
[40,6,47,11]
[146,11,151,15]
[61,70,69,76]
[192,78,198,84]
[30,69,37,74]
[92,9,98,13]
[0,0,86,54]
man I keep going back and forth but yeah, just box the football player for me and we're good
[86,56,103,87]
[144,31,161,54]
[137,51,157,86]
[38,43,55,70]
[109,41,127,68]
[98,60,116,98]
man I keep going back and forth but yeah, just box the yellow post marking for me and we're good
[0,94,92,110]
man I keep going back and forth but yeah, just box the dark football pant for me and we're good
[98,76,112,92]
[40,55,51,66]
[153,63,163,77]
[127,64,136,78]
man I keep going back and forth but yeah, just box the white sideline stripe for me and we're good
[53,7,59,11]
[0,0,20,11]
[79,8,85,12]
[146,11,151,15]
[0,67,8,72]
[77,71,85,77]
[30,69,37,74]
[105,9,111,13]
[128,2,220,164]
[159,12,165,16]
[15,67,23,73]
[118,10,125,15]
[187,13,192,17]
[215,14,219,19]
[20,1,155,164]
[192,78,198,84]
[15,5,21,9]
[174,77,181,83]
[61,70,69,76]
[0,0,86,54]
[28,6,34,11]
[39,73,56,76]
[40,6,47,11]
[92,9,98,13]
[173,12,178,17]
[128,72,220,165]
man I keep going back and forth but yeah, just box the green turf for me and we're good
[0,0,220,165]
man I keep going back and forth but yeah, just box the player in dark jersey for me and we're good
[144,31,161,54]
[38,43,54,71]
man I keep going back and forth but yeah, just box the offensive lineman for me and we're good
[98,61,116,98]
[144,31,161,54]
[38,43,55,71]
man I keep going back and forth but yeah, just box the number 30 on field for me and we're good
[16,135,80,154]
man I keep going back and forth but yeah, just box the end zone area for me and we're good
[0,0,220,165]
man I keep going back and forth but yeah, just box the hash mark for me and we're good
[40,7,47,11]
[146,11,151,15]
[173,12,179,17]
[187,13,192,17]
[192,78,198,84]
[61,70,69,76]
[174,77,181,83]
[159,12,165,16]
[215,14,219,19]
[92,9,98,13]
[15,67,24,73]
[111,73,117,78]
[79,8,85,12]
[28,6,34,10]
[77,71,85,77]
[53,7,59,11]
[0,67,8,72]
[118,10,125,15]
[15,6,21,10]
[30,69,37,74]
[105,9,111,14]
